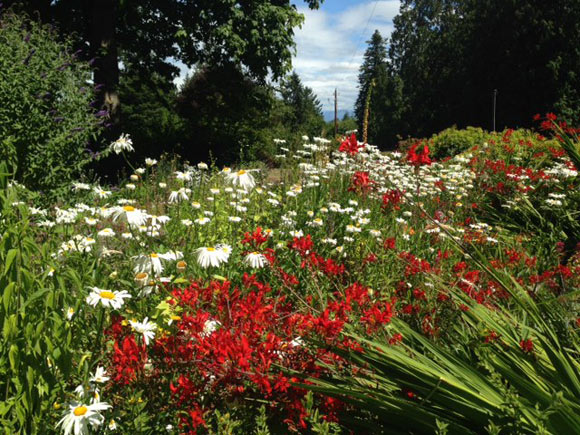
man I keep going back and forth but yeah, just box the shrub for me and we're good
[429,126,488,160]
[0,8,103,195]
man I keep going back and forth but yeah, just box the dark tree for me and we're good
[279,71,325,137]
[378,0,580,141]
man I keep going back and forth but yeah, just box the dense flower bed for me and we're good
[2,115,580,433]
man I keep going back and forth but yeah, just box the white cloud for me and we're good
[293,1,400,112]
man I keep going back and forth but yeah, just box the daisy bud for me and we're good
[134,272,149,287]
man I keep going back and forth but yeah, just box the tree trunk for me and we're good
[87,0,120,125]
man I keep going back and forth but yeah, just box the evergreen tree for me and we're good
[354,30,388,145]
[279,72,325,137]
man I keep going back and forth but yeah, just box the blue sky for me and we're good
[293,0,401,113]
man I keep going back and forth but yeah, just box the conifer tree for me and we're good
[354,30,388,144]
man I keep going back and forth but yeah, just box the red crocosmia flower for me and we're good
[389,333,403,345]
[407,142,432,166]
[241,227,269,248]
[382,189,403,211]
[348,171,375,193]
[383,237,396,250]
[112,335,147,385]
[484,331,500,343]
[520,338,534,353]
[338,133,362,155]
[290,235,314,256]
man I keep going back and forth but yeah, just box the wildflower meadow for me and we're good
[0,113,579,434]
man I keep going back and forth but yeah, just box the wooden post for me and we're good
[334,88,338,137]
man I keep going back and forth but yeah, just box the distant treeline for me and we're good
[356,0,580,149]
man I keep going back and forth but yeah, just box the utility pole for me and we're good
[492,89,498,132]
[334,88,338,137]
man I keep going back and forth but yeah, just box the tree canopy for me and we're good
[6,0,325,117]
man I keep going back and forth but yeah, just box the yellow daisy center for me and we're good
[99,291,115,300]
[135,272,148,280]
[150,253,159,258]
[73,405,88,416]
[207,247,216,252]
[123,205,135,212]
[237,170,246,175]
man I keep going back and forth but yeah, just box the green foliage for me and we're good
[0,163,73,433]
[11,0,325,94]
[119,70,186,160]
[0,9,103,195]
[327,112,358,137]
[429,126,488,160]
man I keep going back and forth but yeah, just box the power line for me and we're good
[347,0,380,68]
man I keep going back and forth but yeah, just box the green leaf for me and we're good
[2,282,15,311]
[4,248,18,275]
[8,345,19,372]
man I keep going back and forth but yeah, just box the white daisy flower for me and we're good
[111,205,147,228]
[73,182,92,191]
[149,215,170,226]
[244,252,268,269]
[168,188,189,203]
[89,367,110,384]
[66,307,75,320]
[129,317,157,345]
[174,171,192,182]
[145,158,157,166]
[202,319,221,336]
[195,217,211,225]
[227,169,256,191]
[57,400,111,435]
[93,187,112,199]
[97,228,115,238]
[86,288,131,309]
[109,133,134,154]
[84,217,98,226]
[195,246,229,268]
[133,251,183,276]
